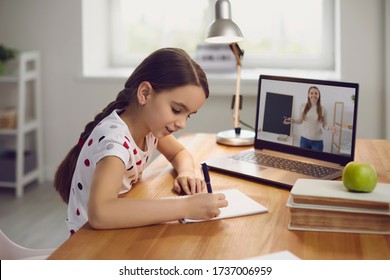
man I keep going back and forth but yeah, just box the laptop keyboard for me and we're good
[230,151,341,178]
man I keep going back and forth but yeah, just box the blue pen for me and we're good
[201,163,213,193]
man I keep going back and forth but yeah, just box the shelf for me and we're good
[0,169,40,188]
[0,72,37,83]
[0,120,39,135]
[331,102,344,154]
[0,76,18,83]
[0,128,16,135]
[0,51,43,197]
[331,101,354,156]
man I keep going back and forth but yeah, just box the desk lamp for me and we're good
[205,0,255,146]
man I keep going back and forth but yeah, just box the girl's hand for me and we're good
[184,192,228,220]
[173,171,205,195]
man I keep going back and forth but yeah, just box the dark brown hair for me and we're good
[303,86,323,122]
[54,48,209,203]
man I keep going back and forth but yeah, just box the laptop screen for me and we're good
[255,75,359,166]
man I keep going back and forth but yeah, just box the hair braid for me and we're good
[54,90,131,203]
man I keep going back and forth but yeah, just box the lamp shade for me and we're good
[205,0,244,44]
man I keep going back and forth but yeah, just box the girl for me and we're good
[54,48,228,234]
[283,86,337,151]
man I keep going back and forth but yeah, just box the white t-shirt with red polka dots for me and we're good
[67,109,158,234]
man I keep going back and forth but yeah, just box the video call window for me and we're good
[257,78,357,157]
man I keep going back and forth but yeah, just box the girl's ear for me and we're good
[137,81,153,105]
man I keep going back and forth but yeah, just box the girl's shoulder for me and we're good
[94,110,128,131]
[89,110,131,144]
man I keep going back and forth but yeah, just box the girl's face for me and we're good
[143,85,206,138]
[308,87,320,105]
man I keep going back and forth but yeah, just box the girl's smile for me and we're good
[164,126,174,136]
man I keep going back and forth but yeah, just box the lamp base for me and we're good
[216,129,255,146]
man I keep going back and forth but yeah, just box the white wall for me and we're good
[338,0,385,141]
[386,0,390,139]
[0,0,387,181]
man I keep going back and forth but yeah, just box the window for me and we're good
[85,0,335,73]
[110,0,210,67]
[229,0,335,70]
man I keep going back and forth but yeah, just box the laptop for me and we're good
[206,75,359,188]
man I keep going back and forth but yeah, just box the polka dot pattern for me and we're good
[67,109,158,234]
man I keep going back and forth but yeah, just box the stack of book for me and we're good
[286,179,390,234]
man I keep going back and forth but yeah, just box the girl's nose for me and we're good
[174,117,186,130]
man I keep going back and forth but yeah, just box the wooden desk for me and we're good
[48,134,390,260]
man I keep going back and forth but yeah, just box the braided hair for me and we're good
[54,48,209,203]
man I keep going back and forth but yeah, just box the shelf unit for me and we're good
[0,51,44,197]
[331,102,344,154]
[331,101,353,155]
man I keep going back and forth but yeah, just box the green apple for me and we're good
[342,162,378,192]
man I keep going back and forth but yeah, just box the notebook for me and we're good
[162,189,268,223]
[206,75,359,188]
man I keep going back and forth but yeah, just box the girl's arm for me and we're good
[88,156,227,229]
[158,135,205,195]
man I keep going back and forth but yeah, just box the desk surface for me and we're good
[48,134,390,260]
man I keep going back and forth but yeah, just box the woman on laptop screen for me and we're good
[283,86,337,151]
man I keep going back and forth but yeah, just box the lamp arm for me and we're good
[234,64,241,133]
[229,43,243,66]
[230,43,243,134]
